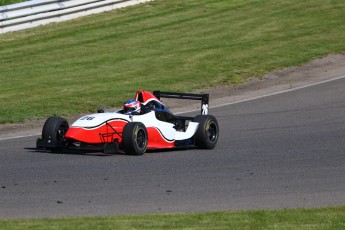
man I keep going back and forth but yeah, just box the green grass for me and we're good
[1,0,345,123]
[0,0,26,6]
[1,207,345,229]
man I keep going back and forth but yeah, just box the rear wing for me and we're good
[153,91,209,115]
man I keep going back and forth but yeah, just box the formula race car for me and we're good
[36,90,219,155]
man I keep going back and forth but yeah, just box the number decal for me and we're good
[81,116,95,121]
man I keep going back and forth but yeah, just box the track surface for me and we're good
[1,78,345,219]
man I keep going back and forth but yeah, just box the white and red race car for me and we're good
[36,90,219,155]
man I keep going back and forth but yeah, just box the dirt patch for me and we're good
[1,52,345,140]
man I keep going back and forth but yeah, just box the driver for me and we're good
[123,99,141,114]
[123,99,153,115]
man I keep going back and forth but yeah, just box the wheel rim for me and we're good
[207,121,218,143]
[135,128,147,150]
[56,122,68,142]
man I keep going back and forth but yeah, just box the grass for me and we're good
[0,0,26,6]
[1,207,345,229]
[1,0,345,123]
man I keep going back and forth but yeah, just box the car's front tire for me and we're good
[193,115,219,149]
[41,116,69,151]
[122,122,148,155]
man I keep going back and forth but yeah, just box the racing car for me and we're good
[36,90,219,155]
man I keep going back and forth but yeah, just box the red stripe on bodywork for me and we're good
[65,120,127,144]
[146,127,175,149]
[65,120,175,149]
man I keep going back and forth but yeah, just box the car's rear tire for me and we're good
[193,115,219,149]
[42,116,69,150]
[122,122,148,155]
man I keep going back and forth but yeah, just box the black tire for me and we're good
[122,122,148,155]
[193,115,219,149]
[42,116,69,150]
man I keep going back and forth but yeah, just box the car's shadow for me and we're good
[24,147,194,157]
[25,147,125,156]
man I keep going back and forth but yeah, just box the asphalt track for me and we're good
[1,77,345,219]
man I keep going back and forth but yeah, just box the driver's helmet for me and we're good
[123,99,141,114]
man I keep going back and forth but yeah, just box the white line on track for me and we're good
[2,74,345,141]
[213,74,345,108]
[0,134,40,141]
